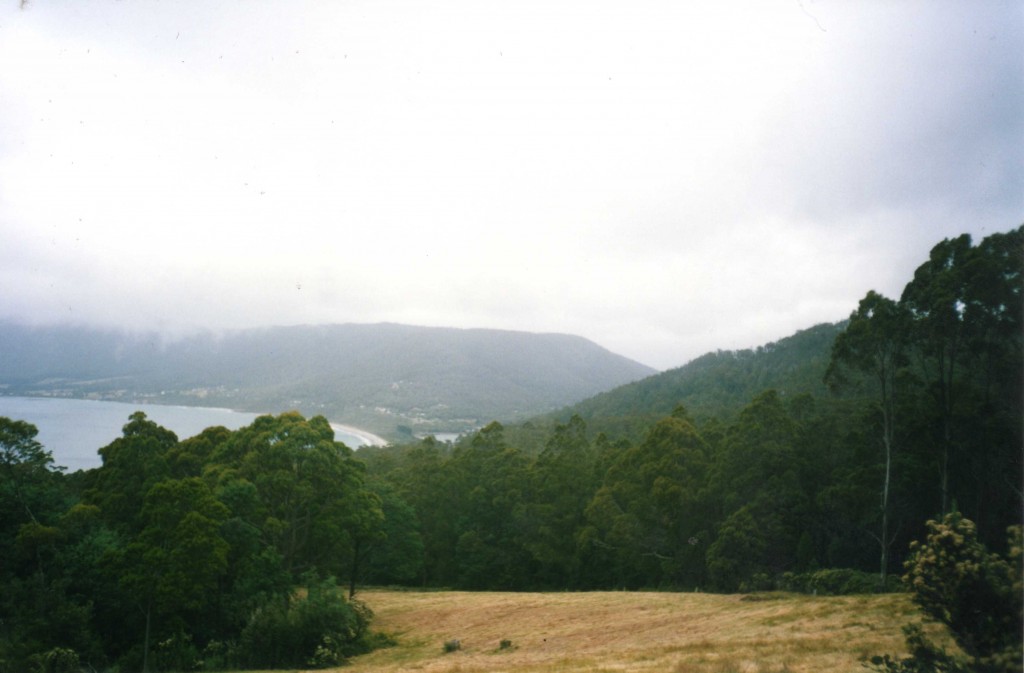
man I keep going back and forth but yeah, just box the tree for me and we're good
[447,431,533,589]
[359,479,424,587]
[901,235,973,516]
[898,228,1023,542]
[213,413,381,580]
[826,292,911,585]
[385,436,459,585]
[0,417,60,527]
[950,227,1023,545]
[707,391,809,589]
[86,412,176,533]
[116,478,230,673]
[338,485,386,598]
[706,505,767,591]
[0,417,68,581]
[873,512,1022,672]
[0,411,394,672]
[960,227,1023,405]
[516,415,598,587]
[906,514,1022,669]
[0,418,91,671]
[583,409,711,588]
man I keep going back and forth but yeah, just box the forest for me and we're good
[1,226,1021,672]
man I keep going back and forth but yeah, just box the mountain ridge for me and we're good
[534,321,845,441]
[0,321,656,439]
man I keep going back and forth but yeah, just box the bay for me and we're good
[0,396,382,472]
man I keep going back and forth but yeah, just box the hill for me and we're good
[344,589,941,673]
[0,322,656,439]
[541,321,844,439]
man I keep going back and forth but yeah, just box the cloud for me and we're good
[0,1,1020,370]
[743,3,1023,222]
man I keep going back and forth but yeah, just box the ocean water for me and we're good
[0,396,374,472]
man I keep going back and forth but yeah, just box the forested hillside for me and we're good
[537,321,844,443]
[358,226,1022,594]
[0,323,655,440]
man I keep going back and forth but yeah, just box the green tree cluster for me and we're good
[358,227,1020,593]
[364,391,883,592]
[826,227,1023,581]
[0,411,394,672]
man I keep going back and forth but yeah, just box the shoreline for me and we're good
[2,393,389,449]
[330,422,388,448]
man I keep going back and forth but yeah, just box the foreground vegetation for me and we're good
[1,412,387,672]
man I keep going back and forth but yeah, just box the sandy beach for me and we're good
[330,422,388,447]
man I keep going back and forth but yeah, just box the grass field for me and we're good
[332,589,948,673]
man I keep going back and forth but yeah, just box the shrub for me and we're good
[234,575,374,669]
[197,640,229,672]
[871,513,1022,673]
[31,647,79,673]
[779,568,903,595]
[739,572,774,593]
[152,631,200,672]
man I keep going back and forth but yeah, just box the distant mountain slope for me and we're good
[0,322,656,439]
[545,322,844,437]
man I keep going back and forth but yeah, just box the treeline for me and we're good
[359,226,1022,592]
[541,320,845,442]
[0,412,393,672]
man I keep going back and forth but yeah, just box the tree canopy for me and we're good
[0,412,385,672]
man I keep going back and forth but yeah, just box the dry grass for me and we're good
[325,589,946,673]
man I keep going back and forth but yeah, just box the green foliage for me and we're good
[234,575,373,669]
[117,476,230,623]
[366,225,1022,597]
[29,647,80,673]
[825,291,911,585]
[778,568,901,595]
[516,415,601,587]
[584,412,712,588]
[904,514,1022,670]
[150,631,201,673]
[706,506,766,591]
[705,391,815,591]
[551,322,844,442]
[872,513,1022,673]
[360,479,425,585]
[87,411,176,533]
[0,410,390,672]
[0,417,67,554]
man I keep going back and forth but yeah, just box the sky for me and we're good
[0,1,1020,371]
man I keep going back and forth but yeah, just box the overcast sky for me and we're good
[1,1,1020,370]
